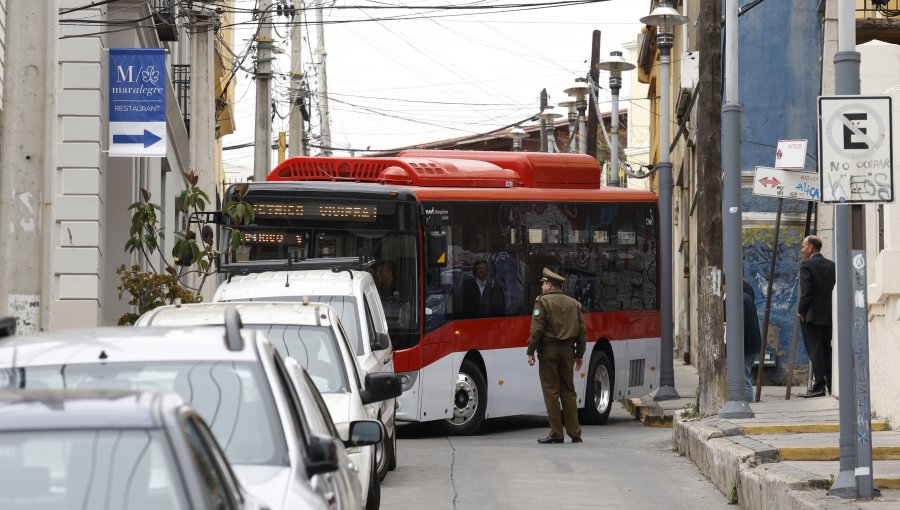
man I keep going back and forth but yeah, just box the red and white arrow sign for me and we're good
[758,176,781,188]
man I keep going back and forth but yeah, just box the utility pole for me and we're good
[315,0,332,156]
[288,7,307,157]
[695,0,726,415]
[720,0,753,418]
[254,0,273,182]
[0,0,58,333]
[539,89,548,152]
[586,30,601,160]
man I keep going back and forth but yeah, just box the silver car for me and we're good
[0,389,266,510]
[0,313,385,509]
[137,301,403,510]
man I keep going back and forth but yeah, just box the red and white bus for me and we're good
[223,150,660,434]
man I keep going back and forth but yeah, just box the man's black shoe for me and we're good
[799,390,826,398]
[571,437,583,443]
[537,436,564,444]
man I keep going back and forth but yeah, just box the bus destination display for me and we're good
[253,202,378,222]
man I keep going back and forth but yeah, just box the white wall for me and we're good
[860,41,900,427]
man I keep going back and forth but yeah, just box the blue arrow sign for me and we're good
[112,129,162,148]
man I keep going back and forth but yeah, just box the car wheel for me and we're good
[365,456,381,510]
[584,351,614,425]
[387,416,397,471]
[437,359,486,435]
[375,418,389,482]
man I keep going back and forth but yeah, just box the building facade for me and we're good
[0,0,234,331]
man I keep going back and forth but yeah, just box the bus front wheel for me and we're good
[584,351,614,425]
[438,360,486,435]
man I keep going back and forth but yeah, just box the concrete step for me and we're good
[783,460,900,490]
[752,431,900,461]
[742,422,891,435]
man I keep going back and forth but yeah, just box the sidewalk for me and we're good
[624,361,900,509]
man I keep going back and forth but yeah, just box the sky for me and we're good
[220,0,651,175]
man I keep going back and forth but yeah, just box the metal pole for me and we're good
[720,0,753,418]
[755,198,782,402]
[288,8,307,157]
[829,0,862,498]
[253,0,273,182]
[315,0,332,156]
[609,83,622,187]
[653,40,679,401]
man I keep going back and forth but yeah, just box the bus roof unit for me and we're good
[267,151,601,189]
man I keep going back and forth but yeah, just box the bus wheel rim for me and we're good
[450,373,477,424]
[592,364,611,413]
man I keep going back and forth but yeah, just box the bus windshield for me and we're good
[228,190,420,345]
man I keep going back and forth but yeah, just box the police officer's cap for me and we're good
[539,267,565,285]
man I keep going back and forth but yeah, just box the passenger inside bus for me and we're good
[458,260,506,318]
[375,260,399,301]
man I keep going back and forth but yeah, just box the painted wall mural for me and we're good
[742,224,807,381]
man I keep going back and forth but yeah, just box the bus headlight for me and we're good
[399,371,417,392]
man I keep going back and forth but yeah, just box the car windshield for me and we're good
[227,296,363,356]
[250,325,349,394]
[0,429,187,510]
[1,362,288,467]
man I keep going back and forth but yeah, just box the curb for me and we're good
[622,396,673,428]
[673,416,900,509]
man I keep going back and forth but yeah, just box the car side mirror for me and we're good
[338,420,383,448]
[370,332,391,351]
[305,434,339,476]
[359,372,402,405]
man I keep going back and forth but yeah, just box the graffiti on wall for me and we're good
[742,225,807,378]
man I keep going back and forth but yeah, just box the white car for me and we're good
[0,313,388,510]
[213,268,399,481]
[137,301,402,510]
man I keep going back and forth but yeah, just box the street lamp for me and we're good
[597,50,636,187]
[564,80,591,154]
[538,107,562,153]
[507,127,528,152]
[640,1,687,402]
[557,99,577,152]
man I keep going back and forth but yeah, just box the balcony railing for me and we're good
[151,0,179,41]
[172,64,191,134]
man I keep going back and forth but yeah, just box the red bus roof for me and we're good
[267,151,602,189]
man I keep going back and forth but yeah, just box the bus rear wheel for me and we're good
[438,360,486,435]
[584,351,614,425]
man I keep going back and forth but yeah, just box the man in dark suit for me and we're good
[797,235,836,398]
[461,260,505,318]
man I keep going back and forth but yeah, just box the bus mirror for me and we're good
[426,231,447,267]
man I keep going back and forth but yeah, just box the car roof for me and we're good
[0,326,260,367]
[138,302,337,328]
[214,269,372,301]
[0,389,182,431]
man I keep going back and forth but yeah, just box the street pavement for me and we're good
[625,360,900,509]
[382,405,731,509]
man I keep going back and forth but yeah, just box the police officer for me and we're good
[526,267,586,444]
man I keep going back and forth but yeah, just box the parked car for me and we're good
[0,389,266,510]
[213,268,399,481]
[136,301,402,510]
[0,311,389,510]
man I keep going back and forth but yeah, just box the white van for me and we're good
[213,269,398,481]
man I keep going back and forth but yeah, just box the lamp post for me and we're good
[564,80,591,155]
[508,127,528,152]
[597,50,636,187]
[641,1,686,401]
[538,107,562,153]
[558,99,578,152]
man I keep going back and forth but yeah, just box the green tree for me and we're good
[116,173,253,324]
